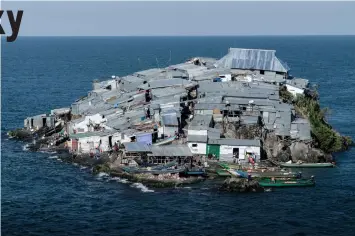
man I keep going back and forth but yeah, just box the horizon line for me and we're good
[8,34,355,38]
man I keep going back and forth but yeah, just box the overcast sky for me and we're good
[2,1,355,36]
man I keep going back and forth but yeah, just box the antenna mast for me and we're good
[156,57,160,70]
[138,57,141,70]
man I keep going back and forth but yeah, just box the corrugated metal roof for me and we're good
[225,98,276,107]
[168,63,202,71]
[165,70,188,79]
[290,118,311,140]
[240,115,259,125]
[215,48,290,73]
[120,81,143,92]
[187,134,207,143]
[100,89,121,101]
[248,82,279,90]
[138,78,196,90]
[152,87,186,98]
[150,145,193,156]
[150,96,181,106]
[51,107,70,116]
[134,68,164,78]
[253,73,285,83]
[195,103,240,111]
[190,114,212,127]
[286,78,309,89]
[197,96,223,104]
[121,75,145,83]
[70,130,117,139]
[292,118,309,124]
[207,128,221,139]
[99,108,124,116]
[208,138,260,147]
[162,114,179,126]
[123,142,152,152]
[106,117,130,130]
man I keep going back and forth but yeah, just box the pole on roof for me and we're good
[156,57,160,70]
[138,57,141,70]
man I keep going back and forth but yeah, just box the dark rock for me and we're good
[93,163,111,175]
[262,131,333,163]
[220,177,264,193]
[7,129,32,141]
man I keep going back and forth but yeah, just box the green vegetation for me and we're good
[294,94,352,153]
[8,129,20,137]
[279,85,294,104]
[279,86,352,153]
[93,163,111,175]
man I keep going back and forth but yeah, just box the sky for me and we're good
[1,1,355,36]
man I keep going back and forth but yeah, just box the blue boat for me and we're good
[234,170,248,178]
[122,164,186,175]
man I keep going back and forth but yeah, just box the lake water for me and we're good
[2,36,355,235]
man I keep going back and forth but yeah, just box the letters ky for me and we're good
[0,10,24,42]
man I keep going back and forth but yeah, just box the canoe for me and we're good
[256,171,298,178]
[122,162,186,175]
[258,179,315,187]
[185,167,206,175]
[280,163,335,168]
[151,161,177,170]
[219,163,231,170]
[123,165,186,174]
[185,171,206,176]
[216,169,231,177]
[149,167,186,175]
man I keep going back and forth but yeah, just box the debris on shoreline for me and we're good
[9,47,352,191]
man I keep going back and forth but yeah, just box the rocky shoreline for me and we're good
[11,134,267,192]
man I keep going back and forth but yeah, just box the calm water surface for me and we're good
[2,36,355,235]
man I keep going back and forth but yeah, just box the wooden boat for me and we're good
[150,161,177,170]
[219,163,231,170]
[218,162,298,178]
[216,169,231,177]
[256,171,298,178]
[123,165,186,175]
[185,170,206,176]
[153,136,176,146]
[184,166,206,175]
[258,179,315,187]
[280,162,335,168]
[219,163,254,178]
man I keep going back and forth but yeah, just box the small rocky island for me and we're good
[9,48,353,192]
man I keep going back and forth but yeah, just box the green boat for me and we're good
[258,179,315,187]
[216,169,231,177]
[280,162,335,168]
[255,172,298,178]
[219,162,232,170]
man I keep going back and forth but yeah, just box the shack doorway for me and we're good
[108,136,113,148]
[233,148,239,159]
[31,119,34,127]
[42,117,47,127]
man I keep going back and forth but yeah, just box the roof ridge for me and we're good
[229,47,276,52]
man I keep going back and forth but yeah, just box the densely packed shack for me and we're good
[15,46,352,191]
[21,48,317,165]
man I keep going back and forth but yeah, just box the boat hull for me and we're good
[123,167,186,175]
[258,179,315,187]
[280,163,335,168]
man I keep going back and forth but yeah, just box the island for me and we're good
[9,47,353,191]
